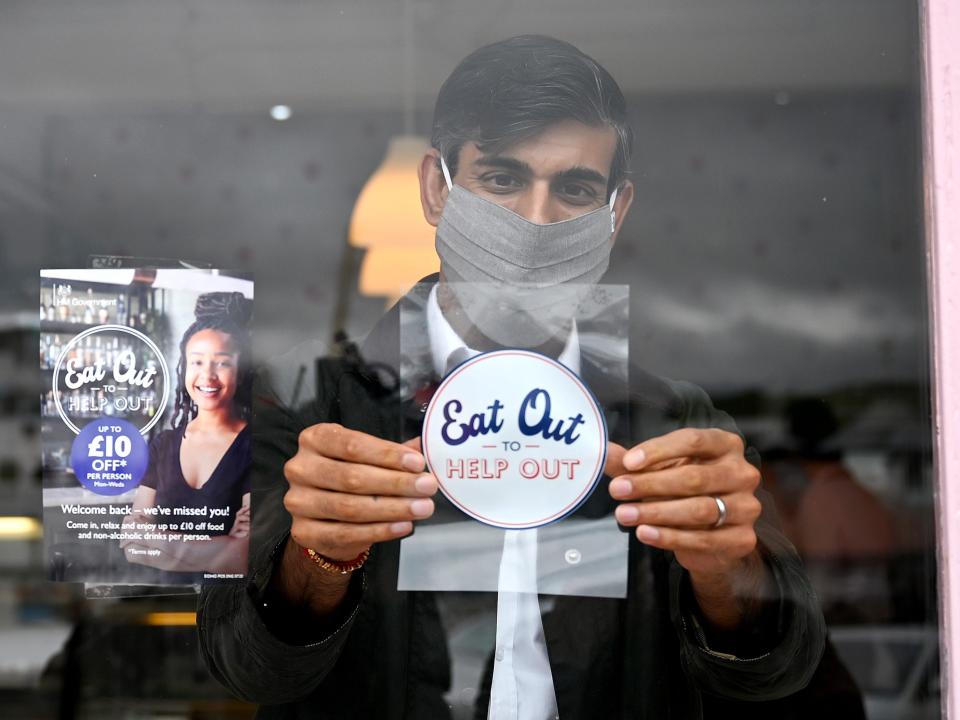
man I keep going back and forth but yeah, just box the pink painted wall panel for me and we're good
[922,1,960,717]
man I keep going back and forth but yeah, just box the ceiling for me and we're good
[0,0,920,114]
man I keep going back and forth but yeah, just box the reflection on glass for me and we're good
[0,2,936,719]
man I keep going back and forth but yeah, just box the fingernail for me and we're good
[616,505,639,523]
[637,525,660,542]
[410,499,434,518]
[391,521,413,535]
[402,453,425,472]
[415,474,437,494]
[609,479,631,498]
[623,449,646,470]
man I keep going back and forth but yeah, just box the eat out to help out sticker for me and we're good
[421,349,607,529]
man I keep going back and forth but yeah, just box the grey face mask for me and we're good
[435,156,618,347]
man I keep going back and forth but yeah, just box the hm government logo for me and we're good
[422,349,607,530]
[52,324,170,435]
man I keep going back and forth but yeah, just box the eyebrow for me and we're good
[189,351,234,357]
[475,155,608,187]
[475,155,532,175]
[555,166,608,187]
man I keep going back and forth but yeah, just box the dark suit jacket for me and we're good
[198,278,826,719]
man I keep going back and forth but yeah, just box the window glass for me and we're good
[0,2,935,718]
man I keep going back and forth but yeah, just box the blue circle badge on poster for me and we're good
[70,418,150,496]
[422,349,608,529]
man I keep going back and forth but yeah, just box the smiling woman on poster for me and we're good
[121,292,253,579]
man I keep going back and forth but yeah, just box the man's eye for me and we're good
[482,173,521,190]
[560,184,596,201]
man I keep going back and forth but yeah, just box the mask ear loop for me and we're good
[609,185,620,234]
[440,154,454,192]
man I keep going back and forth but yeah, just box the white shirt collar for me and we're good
[426,284,581,377]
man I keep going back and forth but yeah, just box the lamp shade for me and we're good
[349,135,440,303]
[349,135,435,248]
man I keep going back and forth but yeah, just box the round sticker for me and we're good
[52,324,170,435]
[422,349,607,529]
[70,418,150,496]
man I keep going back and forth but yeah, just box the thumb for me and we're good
[605,441,627,478]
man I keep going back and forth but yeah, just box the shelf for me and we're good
[41,322,104,335]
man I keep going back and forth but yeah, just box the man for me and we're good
[198,35,825,719]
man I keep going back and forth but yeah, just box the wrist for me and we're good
[275,537,353,612]
[259,538,364,645]
[689,552,768,630]
[301,545,370,575]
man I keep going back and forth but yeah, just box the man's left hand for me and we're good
[606,428,764,629]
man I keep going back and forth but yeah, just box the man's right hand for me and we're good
[263,424,436,633]
[282,423,437,561]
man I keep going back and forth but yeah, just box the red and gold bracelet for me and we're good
[301,545,370,575]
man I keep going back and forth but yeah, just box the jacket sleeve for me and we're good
[197,354,364,705]
[665,379,827,701]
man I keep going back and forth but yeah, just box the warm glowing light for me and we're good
[141,612,197,626]
[349,136,439,302]
[0,517,42,541]
[270,105,292,121]
[359,247,440,303]
[349,136,434,248]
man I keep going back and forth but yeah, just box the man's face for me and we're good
[418,118,634,351]
[419,119,632,230]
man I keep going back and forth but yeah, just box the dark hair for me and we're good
[431,35,633,197]
[171,291,253,432]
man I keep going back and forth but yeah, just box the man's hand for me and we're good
[606,428,765,630]
[283,423,437,562]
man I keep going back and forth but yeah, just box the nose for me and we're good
[515,182,555,225]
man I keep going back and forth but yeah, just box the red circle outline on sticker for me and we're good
[421,349,608,529]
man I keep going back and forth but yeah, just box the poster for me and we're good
[40,269,253,585]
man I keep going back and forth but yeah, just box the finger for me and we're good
[291,518,414,559]
[285,486,435,524]
[300,423,425,472]
[614,493,761,528]
[604,441,628,478]
[609,460,756,500]
[632,523,757,558]
[622,428,744,471]
[285,454,438,497]
[403,436,422,453]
